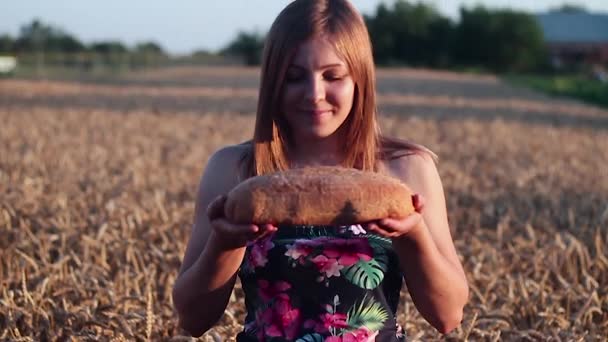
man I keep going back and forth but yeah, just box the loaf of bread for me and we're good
[224,166,415,225]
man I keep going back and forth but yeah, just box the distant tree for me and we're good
[452,6,546,72]
[135,41,166,55]
[14,19,51,52]
[0,34,14,53]
[132,41,167,68]
[365,0,454,67]
[191,49,215,57]
[52,34,85,52]
[550,4,588,13]
[14,19,85,53]
[89,41,129,54]
[87,41,130,70]
[221,31,265,66]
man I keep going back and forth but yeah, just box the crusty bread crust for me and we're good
[224,166,415,225]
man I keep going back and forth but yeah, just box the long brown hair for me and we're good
[242,0,435,178]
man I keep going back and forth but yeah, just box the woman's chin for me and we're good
[297,128,337,140]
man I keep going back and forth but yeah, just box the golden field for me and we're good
[0,67,607,341]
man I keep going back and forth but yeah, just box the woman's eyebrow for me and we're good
[288,63,345,70]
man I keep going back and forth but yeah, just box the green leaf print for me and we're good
[341,240,388,290]
[367,237,392,264]
[342,237,390,289]
[346,296,389,332]
[342,259,385,289]
[296,333,324,342]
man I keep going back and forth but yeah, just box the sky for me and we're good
[2,0,607,56]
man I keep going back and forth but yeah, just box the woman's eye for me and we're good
[325,73,344,81]
[284,70,346,83]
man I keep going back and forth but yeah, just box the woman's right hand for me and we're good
[206,195,278,250]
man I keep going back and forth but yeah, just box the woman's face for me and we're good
[281,37,355,142]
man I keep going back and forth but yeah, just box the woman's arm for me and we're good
[374,153,469,334]
[172,146,248,337]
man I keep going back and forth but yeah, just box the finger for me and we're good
[378,217,403,231]
[368,222,387,234]
[255,231,275,241]
[388,231,403,238]
[412,194,425,213]
[367,223,393,238]
[255,224,278,240]
[258,223,277,231]
[213,218,260,237]
[380,214,422,232]
[207,195,227,221]
[263,223,278,232]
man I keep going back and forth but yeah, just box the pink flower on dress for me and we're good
[311,255,344,279]
[284,241,314,263]
[308,311,350,335]
[325,337,343,342]
[320,312,349,330]
[341,327,379,342]
[322,238,373,267]
[247,234,275,268]
[255,295,301,340]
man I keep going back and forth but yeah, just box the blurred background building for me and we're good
[537,9,608,68]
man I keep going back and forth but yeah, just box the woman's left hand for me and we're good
[367,194,425,239]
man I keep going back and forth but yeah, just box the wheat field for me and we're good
[0,67,607,341]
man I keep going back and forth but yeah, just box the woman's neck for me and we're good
[289,135,344,168]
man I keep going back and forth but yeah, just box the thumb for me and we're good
[207,195,227,221]
[412,194,425,213]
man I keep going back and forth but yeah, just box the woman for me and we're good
[172,0,469,340]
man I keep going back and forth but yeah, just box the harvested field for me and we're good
[1,66,607,341]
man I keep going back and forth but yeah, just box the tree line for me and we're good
[223,1,569,73]
[0,2,585,73]
[0,20,168,70]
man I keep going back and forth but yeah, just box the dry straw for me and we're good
[0,67,607,340]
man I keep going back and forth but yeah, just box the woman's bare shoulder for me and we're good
[382,150,439,193]
[179,143,252,276]
[208,143,250,165]
[202,143,252,191]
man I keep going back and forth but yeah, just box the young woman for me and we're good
[172,0,469,340]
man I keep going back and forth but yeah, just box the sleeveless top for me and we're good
[236,224,407,342]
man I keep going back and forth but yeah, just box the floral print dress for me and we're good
[236,224,407,342]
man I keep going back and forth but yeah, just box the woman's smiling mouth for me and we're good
[300,109,332,116]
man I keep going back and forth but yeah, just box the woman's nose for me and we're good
[303,76,325,103]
